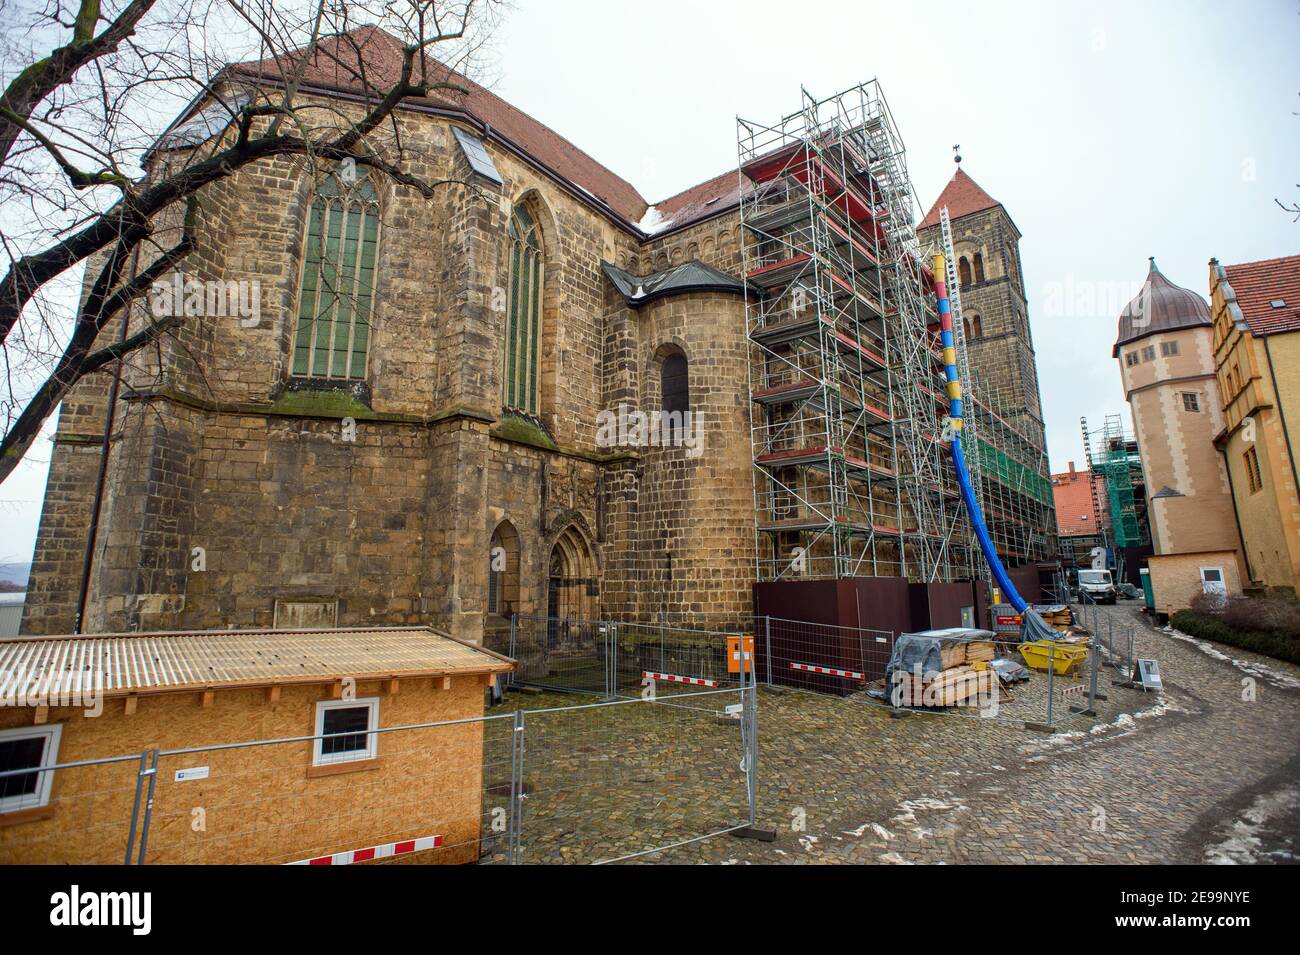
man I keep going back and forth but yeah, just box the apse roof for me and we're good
[600,260,746,307]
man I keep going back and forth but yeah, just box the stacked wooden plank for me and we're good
[1036,605,1074,633]
[896,665,1002,707]
[940,640,993,668]
[895,639,1004,708]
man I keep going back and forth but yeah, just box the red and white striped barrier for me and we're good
[642,670,718,687]
[286,834,444,866]
[790,661,864,680]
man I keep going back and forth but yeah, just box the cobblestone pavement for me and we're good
[496,604,1300,864]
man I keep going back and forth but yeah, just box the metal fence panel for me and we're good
[506,615,741,700]
[609,621,739,697]
[513,687,755,864]
[0,752,145,865]
[761,616,894,695]
[137,714,517,865]
[509,615,614,696]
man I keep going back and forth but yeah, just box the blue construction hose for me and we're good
[931,255,1051,640]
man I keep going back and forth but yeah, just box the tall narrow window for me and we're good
[292,167,380,380]
[1243,447,1263,494]
[488,521,519,618]
[958,257,972,288]
[662,351,689,441]
[505,204,543,412]
[973,252,985,283]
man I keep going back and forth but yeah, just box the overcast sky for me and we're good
[1,0,1297,569]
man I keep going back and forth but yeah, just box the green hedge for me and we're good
[1169,610,1300,666]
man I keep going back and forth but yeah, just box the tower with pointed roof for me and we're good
[1114,258,1245,613]
[918,168,1045,450]
[917,167,1055,564]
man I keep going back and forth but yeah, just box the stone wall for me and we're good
[23,94,758,641]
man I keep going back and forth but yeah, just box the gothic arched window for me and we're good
[958,256,972,288]
[505,203,543,412]
[292,166,380,379]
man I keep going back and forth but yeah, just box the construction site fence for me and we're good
[498,612,1108,733]
[761,620,1105,731]
[1075,591,1139,674]
[0,685,758,866]
[499,614,749,699]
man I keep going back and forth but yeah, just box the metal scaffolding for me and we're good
[738,80,1056,585]
[1082,413,1146,549]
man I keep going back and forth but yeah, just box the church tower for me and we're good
[917,168,1046,452]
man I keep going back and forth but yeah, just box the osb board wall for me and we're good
[0,677,491,865]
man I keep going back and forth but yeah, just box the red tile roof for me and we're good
[653,168,743,233]
[227,25,650,226]
[1222,254,1300,337]
[1051,467,1104,537]
[919,168,1000,230]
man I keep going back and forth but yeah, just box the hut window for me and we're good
[0,724,62,813]
[314,698,379,766]
[292,167,381,380]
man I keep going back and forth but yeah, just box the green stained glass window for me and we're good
[292,168,380,380]
[504,204,542,413]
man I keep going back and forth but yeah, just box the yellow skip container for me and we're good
[1019,640,1089,676]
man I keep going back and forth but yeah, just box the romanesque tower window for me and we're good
[292,167,380,380]
[661,351,689,440]
[958,256,972,288]
[504,203,542,413]
[973,252,985,284]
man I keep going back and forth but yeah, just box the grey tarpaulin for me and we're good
[1020,610,1060,642]
[885,627,996,705]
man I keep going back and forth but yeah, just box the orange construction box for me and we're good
[727,635,755,673]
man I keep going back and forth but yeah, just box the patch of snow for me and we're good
[879,851,914,865]
[845,821,896,840]
[1163,626,1300,690]
[638,205,670,235]
[1022,697,1183,759]
[1205,786,1300,865]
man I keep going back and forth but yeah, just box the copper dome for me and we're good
[1112,258,1211,357]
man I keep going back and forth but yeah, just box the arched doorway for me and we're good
[546,524,598,634]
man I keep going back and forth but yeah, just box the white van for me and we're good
[1076,569,1117,604]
